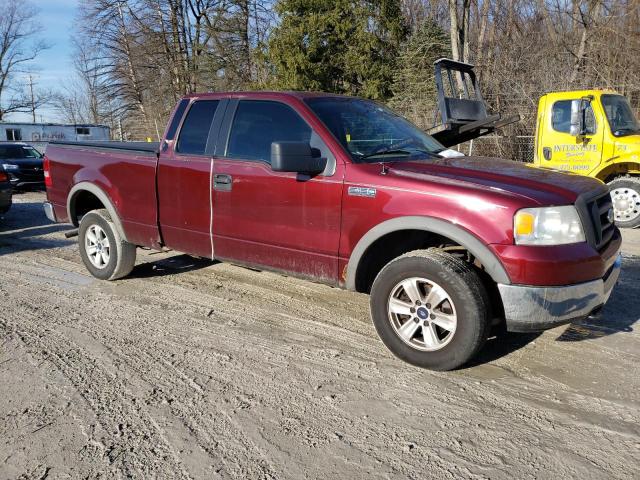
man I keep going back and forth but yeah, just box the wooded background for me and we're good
[1,0,640,159]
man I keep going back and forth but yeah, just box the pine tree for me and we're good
[266,0,407,100]
[389,20,451,129]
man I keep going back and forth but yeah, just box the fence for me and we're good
[451,135,535,163]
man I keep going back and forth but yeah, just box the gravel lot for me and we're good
[1,191,639,479]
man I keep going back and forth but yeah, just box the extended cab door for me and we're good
[537,97,604,174]
[212,99,344,283]
[157,98,226,258]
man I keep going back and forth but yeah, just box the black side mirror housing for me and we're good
[271,141,326,175]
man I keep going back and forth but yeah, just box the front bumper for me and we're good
[498,253,622,332]
[8,171,45,189]
[10,178,45,189]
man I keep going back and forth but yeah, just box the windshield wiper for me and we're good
[361,148,413,159]
[361,146,442,160]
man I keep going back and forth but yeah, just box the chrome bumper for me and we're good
[498,254,622,332]
[43,201,57,222]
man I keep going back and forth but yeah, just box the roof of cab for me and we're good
[180,90,356,101]
[540,89,620,101]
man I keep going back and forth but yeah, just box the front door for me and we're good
[157,98,223,258]
[539,98,604,174]
[212,99,344,283]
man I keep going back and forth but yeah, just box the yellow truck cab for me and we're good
[426,60,639,228]
[533,90,640,227]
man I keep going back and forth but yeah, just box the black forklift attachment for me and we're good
[428,58,519,148]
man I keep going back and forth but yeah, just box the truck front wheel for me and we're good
[370,250,489,371]
[609,176,640,228]
[78,209,137,280]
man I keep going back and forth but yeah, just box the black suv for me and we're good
[0,142,45,189]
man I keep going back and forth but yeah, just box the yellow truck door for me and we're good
[536,96,604,174]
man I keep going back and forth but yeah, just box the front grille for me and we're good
[17,167,44,182]
[584,191,615,250]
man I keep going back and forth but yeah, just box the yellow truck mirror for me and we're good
[569,100,583,137]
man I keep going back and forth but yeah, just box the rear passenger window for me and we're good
[226,101,312,163]
[176,100,219,155]
[165,99,189,140]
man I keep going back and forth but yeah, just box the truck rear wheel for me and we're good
[370,250,489,371]
[78,209,137,280]
[609,176,640,228]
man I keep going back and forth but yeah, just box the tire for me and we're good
[78,209,136,280]
[608,176,640,228]
[370,249,489,371]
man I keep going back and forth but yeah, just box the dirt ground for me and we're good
[0,191,638,480]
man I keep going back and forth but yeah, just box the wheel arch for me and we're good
[345,216,511,291]
[67,182,128,242]
[594,161,640,182]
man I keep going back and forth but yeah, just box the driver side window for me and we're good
[551,100,596,135]
[226,100,312,163]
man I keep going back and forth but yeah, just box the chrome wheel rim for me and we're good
[85,225,110,269]
[387,277,457,352]
[611,187,640,222]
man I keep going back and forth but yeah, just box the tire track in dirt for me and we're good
[1,193,639,479]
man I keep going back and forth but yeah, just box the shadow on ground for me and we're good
[0,201,73,253]
[557,253,639,342]
[465,330,541,368]
[129,253,214,278]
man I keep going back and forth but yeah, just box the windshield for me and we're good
[601,94,640,137]
[0,145,42,159]
[304,97,444,163]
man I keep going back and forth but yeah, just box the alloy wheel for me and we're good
[387,277,457,351]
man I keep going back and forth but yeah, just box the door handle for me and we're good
[214,174,232,191]
[543,147,552,161]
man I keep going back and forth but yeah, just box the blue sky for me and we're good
[12,0,78,122]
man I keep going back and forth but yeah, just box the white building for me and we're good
[1,122,111,144]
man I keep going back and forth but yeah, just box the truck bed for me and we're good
[44,141,161,248]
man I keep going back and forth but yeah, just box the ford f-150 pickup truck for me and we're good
[43,91,622,370]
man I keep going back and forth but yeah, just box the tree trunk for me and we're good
[448,0,470,94]
[475,0,491,67]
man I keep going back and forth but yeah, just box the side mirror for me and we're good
[570,97,593,137]
[569,99,585,137]
[271,141,327,175]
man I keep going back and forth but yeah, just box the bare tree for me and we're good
[448,0,470,63]
[0,0,50,120]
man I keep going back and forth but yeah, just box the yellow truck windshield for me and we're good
[601,94,640,137]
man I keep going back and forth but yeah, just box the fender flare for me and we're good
[345,216,511,290]
[591,160,640,181]
[67,182,128,242]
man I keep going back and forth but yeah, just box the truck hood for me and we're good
[377,156,604,205]
[0,158,43,168]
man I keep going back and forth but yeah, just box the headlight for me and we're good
[2,163,18,170]
[514,206,585,245]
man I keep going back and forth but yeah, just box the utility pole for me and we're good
[28,75,36,123]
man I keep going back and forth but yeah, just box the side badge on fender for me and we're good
[348,186,377,198]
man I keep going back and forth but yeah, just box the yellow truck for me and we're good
[532,90,640,228]
[429,60,640,228]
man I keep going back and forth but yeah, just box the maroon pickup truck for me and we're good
[43,92,622,370]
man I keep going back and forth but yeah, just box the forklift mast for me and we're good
[428,58,519,148]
